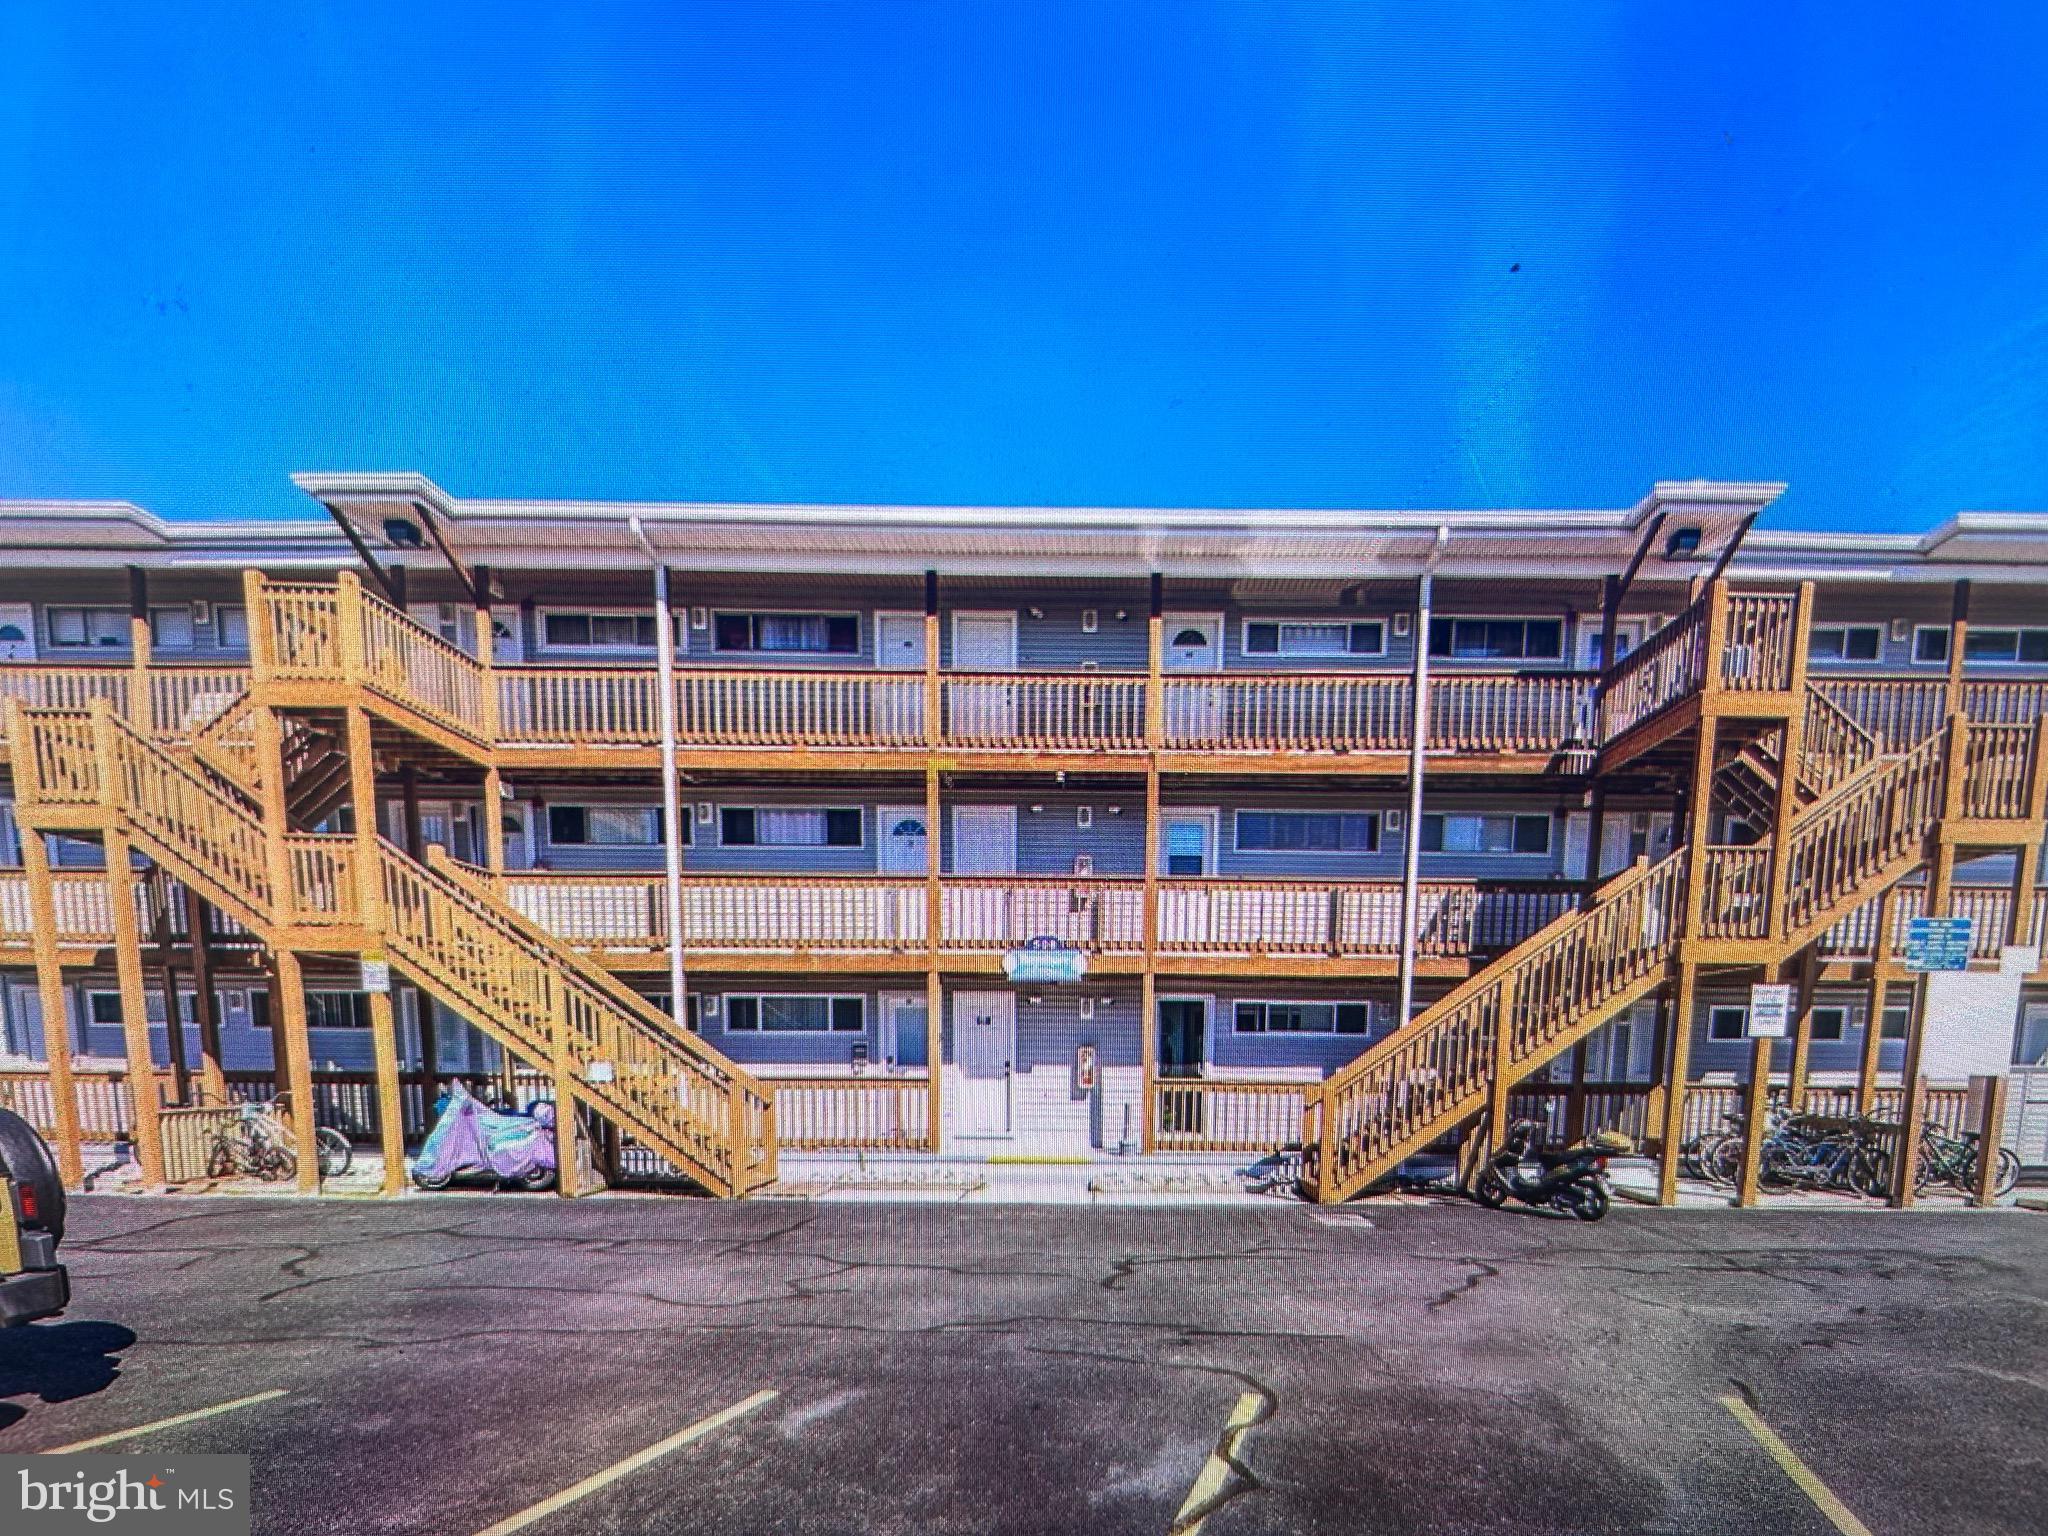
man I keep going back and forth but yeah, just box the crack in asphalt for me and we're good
[1426,1257,1500,1311]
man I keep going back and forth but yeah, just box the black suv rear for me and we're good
[0,1106,68,1326]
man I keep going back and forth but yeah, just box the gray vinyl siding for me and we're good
[1685,986,1908,1080]
[978,986,1143,1151]
[677,975,885,1071]
[1206,981,1392,1078]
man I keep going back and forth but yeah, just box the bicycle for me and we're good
[204,1096,352,1182]
[1915,1125,2019,1199]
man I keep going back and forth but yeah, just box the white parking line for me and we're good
[1170,1391,1265,1535]
[1719,1394,1874,1536]
[46,1389,289,1453]
[473,1389,779,1536]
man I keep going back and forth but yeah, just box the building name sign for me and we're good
[1002,937,1088,984]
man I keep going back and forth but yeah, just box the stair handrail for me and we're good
[341,574,493,744]
[1780,730,1948,942]
[429,844,766,1087]
[1797,684,1880,797]
[1597,590,1712,743]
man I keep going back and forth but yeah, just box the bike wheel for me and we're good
[1705,1136,1743,1188]
[1473,1168,1509,1209]
[1849,1144,1893,1199]
[315,1127,353,1179]
[1992,1148,2021,1199]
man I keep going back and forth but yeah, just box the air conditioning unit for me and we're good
[1385,809,1404,832]
[696,801,715,824]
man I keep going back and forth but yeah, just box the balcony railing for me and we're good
[493,871,1583,961]
[1818,884,2045,962]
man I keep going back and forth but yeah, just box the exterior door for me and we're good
[1156,998,1208,1135]
[1162,613,1224,744]
[875,612,928,738]
[879,806,931,873]
[952,806,1017,874]
[950,612,1018,740]
[882,992,929,1073]
[1163,614,1223,671]
[0,603,35,661]
[953,990,1014,1136]
[1579,618,1647,670]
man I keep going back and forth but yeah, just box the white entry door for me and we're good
[876,612,927,669]
[950,611,1019,740]
[879,806,931,873]
[1155,810,1216,947]
[952,805,1017,874]
[875,612,928,738]
[0,604,36,661]
[1162,613,1224,745]
[953,990,1015,1137]
[1579,618,1648,671]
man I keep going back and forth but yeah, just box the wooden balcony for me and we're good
[496,871,1581,975]
[0,664,248,755]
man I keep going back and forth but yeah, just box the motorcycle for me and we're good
[411,1081,558,1191]
[1473,1120,1628,1221]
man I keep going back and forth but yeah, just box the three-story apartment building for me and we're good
[1,475,2043,1202]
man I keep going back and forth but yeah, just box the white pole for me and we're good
[631,517,688,1022]
[1396,565,1436,1027]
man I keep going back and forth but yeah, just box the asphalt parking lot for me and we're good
[2,1194,2043,1534]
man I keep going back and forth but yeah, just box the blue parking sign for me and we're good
[1903,916,1974,972]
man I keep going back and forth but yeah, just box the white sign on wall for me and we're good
[1746,983,1792,1039]
[359,955,391,995]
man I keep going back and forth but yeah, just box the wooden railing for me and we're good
[678,670,927,749]
[499,668,662,746]
[493,870,1586,962]
[405,847,773,1194]
[1781,732,1947,940]
[0,870,119,947]
[148,668,250,739]
[1698,846,1771,939]
[159,1102,246,1183]
[1308,851,1686,1201]
[1960,678,2048,726]
[1598,593,1709,741]
[1798,686,1880,797]
[772,1076,930,1151]
[1152,1078,1306,1153]
[355,584,490,739]
[1811,679,1948,752]
[1718,593,1798,691]
[0,1066,172,1141]
[945,673,1147,751]
[253,580,344,678]
[1428,673,1597,754]
[1961,722,2037,820]
[1163,674,1407,753]
[1822,884,2043,962]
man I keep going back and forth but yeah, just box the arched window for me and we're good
[1171,628,1210,648]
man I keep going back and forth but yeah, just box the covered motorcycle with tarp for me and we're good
[411,1081,557,1190]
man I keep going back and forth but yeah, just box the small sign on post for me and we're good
[1746,982,1792,1039]
[1903,916,1974,972]
[359,953,391,994]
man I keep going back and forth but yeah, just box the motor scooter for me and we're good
[412,1081,558,1190]
[1472,1120,1627,1221]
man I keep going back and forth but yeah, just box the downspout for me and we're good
[629,517,688,1023]
[1396,526,1449,1027]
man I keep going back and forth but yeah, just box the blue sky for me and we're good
[2,4,2044,529]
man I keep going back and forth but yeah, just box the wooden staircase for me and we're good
[10,701,775,1197]
[1300,668,1946,1204]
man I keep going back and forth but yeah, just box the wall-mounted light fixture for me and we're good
[1028,606,1046,620]
[1081,609,1098,633]
[1076,806,1093,828]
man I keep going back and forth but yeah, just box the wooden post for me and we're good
[923,757,943,1153]
[1734,970,1780,1209]
[1486,970,1520,1155]
[270,949,319,1194]
[472,564,500,743]
[1643,989,1671,1144]
[399,764,422,856]
[103,828,166,1189]
[1139,969,1157,1155]
[20,828,84,1187]
[1145,573,1165,748]
[1764,583,1813,942]
[1658,959,1699,1205]
[1890,1070,1929,1210]
[922,569,941,750]
[1563,1039,1590,1144]
[1785,944,1819,1111]
[127,565,153,735]
[152,888,192,1106]
[336,569,367,683]
[924,968,943,1154]
[1140,758,1161,1153]
[1970,1074,2009,1207]
[2007,716,2048,946]
[183,885,226,1103]
[367,988,405,1195]
[1858,887,1901,1112]
[482,765,507,883]
[250,704,294,924]
[550,999,581,1199]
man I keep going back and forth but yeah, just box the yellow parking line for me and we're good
[47,1389,289,1453]
[1170,1391,1264,1535]
[474,1390,779,1536]
[1718,1394,1874,1536]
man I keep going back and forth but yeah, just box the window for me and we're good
[646,994,703,1033]
[216,606,248,648]
[1808,1005,1847,1042]
[720,807,861,848]
[304,992,372,1029]
[1233,1000,1371,1035]
[1428,617,1564,661]
[48,607,128,648]
[150,607,195,649]
[1242,620,1385,658]
[547,805,679,846]
[1960,627,2048,665]
[1913,626,1949,664]
[1234,810,1380,854]
[1420,812,1551,855]
[87,991,197,1027]
[724,993,866,1033]
[1881,1005,1911,1040]
[1807,624,1882,662]
[542,611,662,649]
[713,611,859,655]
[1707,1005,1748,1042]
